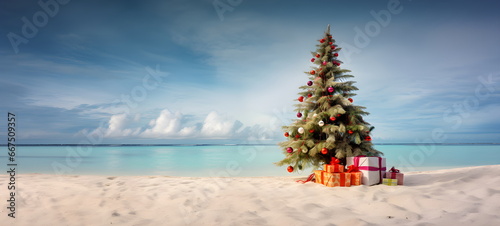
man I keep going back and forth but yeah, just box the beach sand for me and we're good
[1,165,499,225]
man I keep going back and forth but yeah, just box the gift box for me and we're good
[314,170,324,184]
[383,178,397,186]
[323,172,351,187]
[350,172,362,186]
[385,167,404,185]
[346,165,362,186]
[324,164,344,173]
[346,156,386,186]
[324,157,344,173]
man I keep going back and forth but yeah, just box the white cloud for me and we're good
[102,114,141,138]
[141,109,184,138]
[200,111,239,138]
[106,114,128,136]
[179,126,197,137]
[81,109,277,141]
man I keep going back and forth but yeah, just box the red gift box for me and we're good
[323,157,345,173]
[323,172,351,187]
[314,170,324,184]
[324,164,344,173]
[347,165,362,186]
[385,167,404,185]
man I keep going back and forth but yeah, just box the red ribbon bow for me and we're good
[330,157,340,165]
[347,165,359,173]
[389,167,400,173]
[296,173,315,184]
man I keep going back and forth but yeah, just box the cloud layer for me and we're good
[86,109,277,142]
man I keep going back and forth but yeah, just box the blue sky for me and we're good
[1,0,499,144]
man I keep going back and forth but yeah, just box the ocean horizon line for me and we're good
[1,143,500,147]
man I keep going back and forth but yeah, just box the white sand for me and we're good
[1,165,499,225]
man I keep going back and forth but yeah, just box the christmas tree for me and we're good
[277,25,382,173]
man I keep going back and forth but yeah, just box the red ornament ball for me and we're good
[307,93,312,98]
[286,147,293,153]
[284,132,289,137]
[328,42,332,45]
[307,81,313,86]
[327,87,334,93]
[348,130,353,134]
[330,116,336,121]
[348,98,353,103]
[287,166,294,173]
[310,70,316,75]
[337,114,341,117]
[321,148,328,155]
[334,53,339,57]
[295,134,301,138]
[320,39,325,43]
[309,129,315,133]
[298,96,304,102]
[322,61,327,65]
[331,46,336,50]
[310,58,315,62]
[297,112,302,118]
[315,54,320,58]
[365,136,372,141]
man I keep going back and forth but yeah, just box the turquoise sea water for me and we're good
[2,144,500,177]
